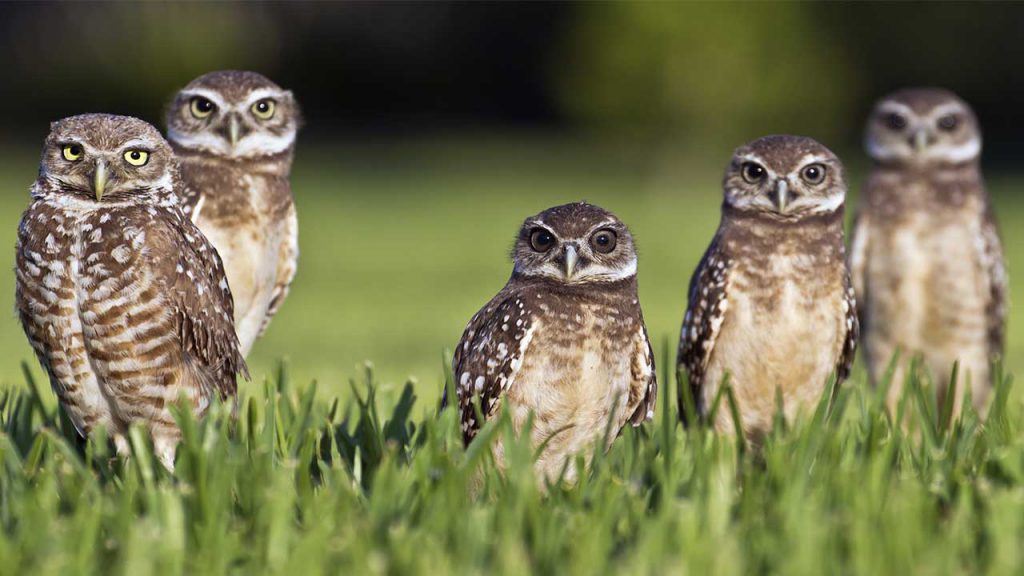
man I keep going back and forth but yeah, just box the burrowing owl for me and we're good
[446,202,656,484]
[852,88,1006,414]
[165,70,300,356]
[678,135,858,442]
[15,114,246,468]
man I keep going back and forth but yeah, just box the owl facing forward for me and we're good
[15,114,246,468]
[851,88,1007,414]
[446,202,656,484]
[166,70,301,356]
[678,135,858,442]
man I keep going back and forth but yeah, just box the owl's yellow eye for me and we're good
[251,99,276,120]
[62,144,84,162]
[123,149,149,166]
[190,97,216,119]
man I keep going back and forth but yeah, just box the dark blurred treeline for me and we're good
[2,1,1023,158]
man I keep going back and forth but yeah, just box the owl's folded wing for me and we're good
[450,291,537,445]
[144,210,248,399]
[627,321,657,426]
[258,201,299,338]
[836,275,860,384]
[979,207,1008,360]
[848,210,870,334]
[677,236,730,425]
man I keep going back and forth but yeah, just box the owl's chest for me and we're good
[68,210,155,306]
[18,204,155,330]
[194,171,288,256]
[710,252,845,404]
[871,208,980,280]
[869,206,988,338]
[190,165,290,227]
[508,301,638,444]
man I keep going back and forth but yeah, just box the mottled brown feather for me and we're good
[981,206,1008,361]
[677,233,730,425]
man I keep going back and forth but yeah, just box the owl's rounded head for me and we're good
[166,70,300,159]
[512,202,637,285]
[723,135,846,219]
[865,88,980,166]
[40,113,175,203]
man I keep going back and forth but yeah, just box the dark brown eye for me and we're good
[800,163,826,184]
[590,229,618,254]
[741,162,766,183]
[884,112,907,130]
[529,228,555,252]
[190,97,216,118]
[937,114,959,132]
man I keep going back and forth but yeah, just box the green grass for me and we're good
[2,355,1023,574]
[0,136,1023,573]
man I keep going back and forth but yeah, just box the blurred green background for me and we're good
[0,2,1021,407]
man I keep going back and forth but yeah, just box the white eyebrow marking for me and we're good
[243,88,287,107]
[927,102,966,119]
[736,154,765,164]
[876,101,914,116]
[178,89,228,109]
[119,139,151,151]
[586,219,619,233]
[796,154,832,167]
[523,222,558,237]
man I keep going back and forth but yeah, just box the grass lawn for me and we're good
[0,135,1022,573]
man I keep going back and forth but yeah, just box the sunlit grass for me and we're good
[1,355,1022,574]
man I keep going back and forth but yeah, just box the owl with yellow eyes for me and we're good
[15,114,246,469]
[166,70,301,356]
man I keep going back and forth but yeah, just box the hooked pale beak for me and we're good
[774,178,789,213]
[92,161,108,201]
[912,129,930,152]
[229,115,241,147]
[563,244,579,279]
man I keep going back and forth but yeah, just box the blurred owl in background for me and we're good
[15,114,246,469]
[678,135,858,443]
[851,88,1007,415]
[446,202,656,485]
[166,70,301,356]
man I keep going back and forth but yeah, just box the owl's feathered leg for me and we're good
[152,431,179,472]
[113,433,131,459]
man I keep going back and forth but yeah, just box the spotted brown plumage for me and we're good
[446,202,656,484]
[15,113,246,469]
[677,234,730,425]
[166,70,301,356]
[981,207,1008,360]
[853,88,1007,415]
[677,135,858,441]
